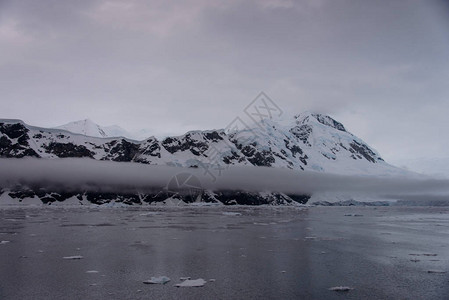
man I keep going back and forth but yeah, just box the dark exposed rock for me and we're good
[0,123,29,139]
[247,150,275,167]
[85,192,141,205]
[0,135,38,158]
[290,125,312,146]
[349,140,378,163]
[241,143,256,157]
[211,191,268,205]
[3,186,309,206]
[104,139,140,162]
[142,191,171,203]
[140,139,161,158]
[222,151,240,164]
[312,114,346,132]
[204,131,223,141]
[44,142,94,158]
[9,189,37,199]
[162,134,208,155]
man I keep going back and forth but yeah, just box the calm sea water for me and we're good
[0,206,448,299]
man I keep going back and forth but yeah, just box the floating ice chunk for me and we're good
[329,286,354,292]
[175,278,207,287]
[143,276,171,284]
[63,255,83,260]
[0,240,10,245]
[139,212,159,216]
[222,212,242,216]
[86,270,99,273]
[209,279,216,282]
[427,270,446,274]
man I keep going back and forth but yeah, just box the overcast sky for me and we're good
[1,0,448,163]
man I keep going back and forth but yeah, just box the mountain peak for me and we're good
[55,119,107,138]
[293,112,346,132]
[54,119,152,140]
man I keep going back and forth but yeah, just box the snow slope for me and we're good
[54,119,134,139]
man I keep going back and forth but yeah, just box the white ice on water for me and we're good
[222,212,242,216]
[62,255,84,260]
[175,278,207,287]
[143,276,171,284]
[329,286,354,292]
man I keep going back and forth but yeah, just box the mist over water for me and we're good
[1,158,448,200]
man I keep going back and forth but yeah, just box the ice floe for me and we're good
[143,276,171,284]
[222,212,242,216]
[175,278,207,287]
[62,255,83,260]
[329,286,354,292]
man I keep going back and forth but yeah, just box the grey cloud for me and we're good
[1,158,448,198]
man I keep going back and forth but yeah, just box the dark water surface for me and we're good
[0,206,448,299]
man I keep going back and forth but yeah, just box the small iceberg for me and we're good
[63,255,83,260]
[329,286,354,292]
[175,278,207,287]
[0,240,10,245]
[143,276,171,284]
[222,212,242,216]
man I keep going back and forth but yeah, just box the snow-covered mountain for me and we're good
[1,113,405,175]
[0,112,410,205]
[54,119,135,139]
